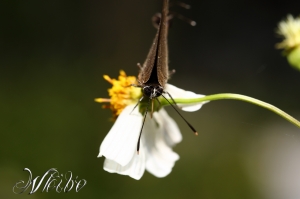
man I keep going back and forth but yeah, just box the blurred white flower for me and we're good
[95,71,206,180]
[276,15,300,50]
[276,15,300,71]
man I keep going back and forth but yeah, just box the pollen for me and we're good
[276,15,300,50]
[95,70,142,119]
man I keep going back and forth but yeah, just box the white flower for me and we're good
[276,15,300,50]
[97,81,206,180]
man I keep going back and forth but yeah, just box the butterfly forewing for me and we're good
[157,0,169,87]
[139,30,159,84]
[138,0,169,87]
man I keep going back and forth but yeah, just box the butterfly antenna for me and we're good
[164,91,180,109]
[161,94,198,135]
[137,98,151,154]
[130,96,144,115]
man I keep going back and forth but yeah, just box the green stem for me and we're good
[161,93,300,128]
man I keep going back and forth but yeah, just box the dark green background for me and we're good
[1,0,300,198]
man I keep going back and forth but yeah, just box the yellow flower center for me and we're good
[95,70,142,119]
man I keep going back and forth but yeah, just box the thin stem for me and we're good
[160,93,300,128]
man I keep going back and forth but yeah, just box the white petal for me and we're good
[164,83,207,112]
[153,108,182,146]
[98,104,143,166]
[142,115,180,178]
[103,141,146,180]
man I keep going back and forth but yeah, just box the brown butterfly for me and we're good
[134,0,197,153]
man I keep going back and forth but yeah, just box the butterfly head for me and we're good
[142,84,164,99]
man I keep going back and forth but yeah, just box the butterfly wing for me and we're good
[156,0,169,87]
[138,30,159,84]
[138,0,169,87]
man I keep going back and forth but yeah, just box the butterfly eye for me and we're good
[143,86,153,97]
[156,86,163,96]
